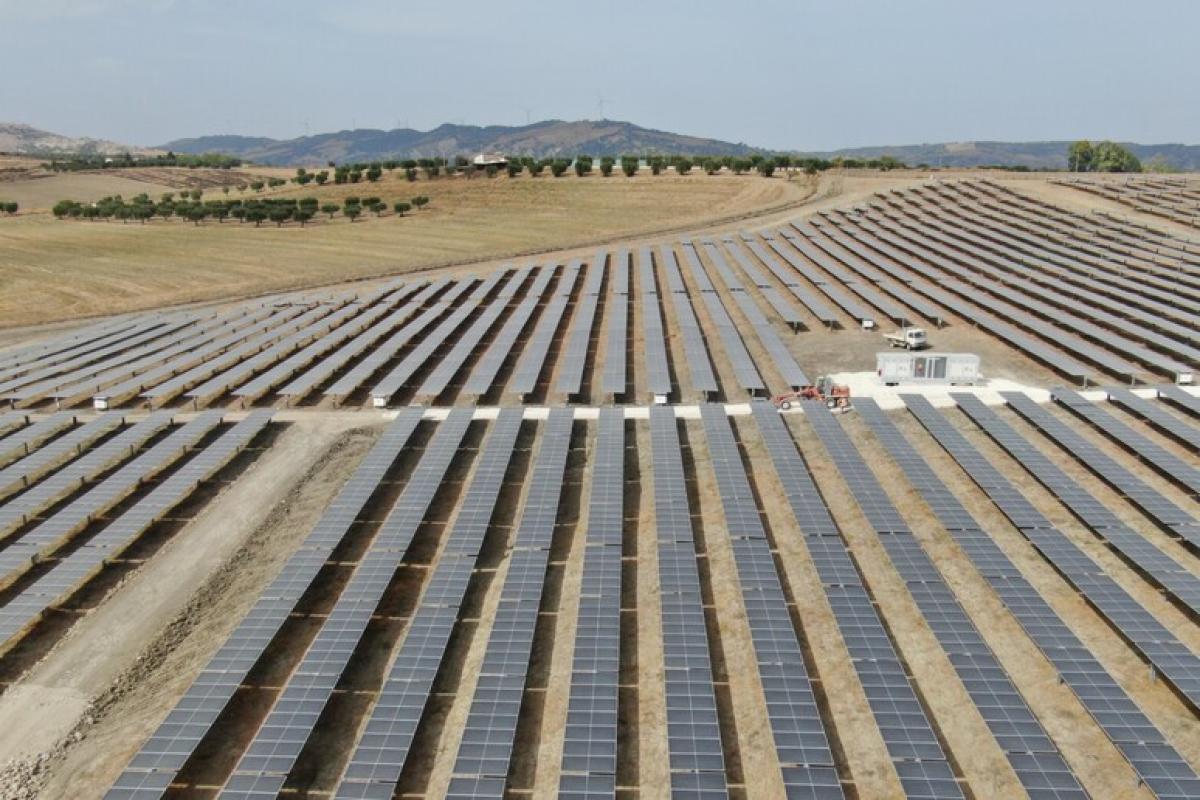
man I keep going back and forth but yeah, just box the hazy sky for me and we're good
[3,0,1198,150]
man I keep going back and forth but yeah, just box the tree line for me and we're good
[43,151,243,172]
[50,192,430,227]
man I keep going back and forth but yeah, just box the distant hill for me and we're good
[802,140,1200,171]
[0,122,160,157]
[161,120,765,164]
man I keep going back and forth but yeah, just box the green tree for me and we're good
[405,167,418,182]
[366,165,383,182]
[1067,140,1094,172]
[550,159,569,177]
[185,205,208,226]
[756,161,775,177]
[344,204,362,222]
[250,181,265,192]
[231,206,247,222]
[675,157,692,175]
[412,195,429,210]
[268,207,292,227]
[620,156,639,177]
[506,161,522,177]
[295,209,314,226]
[600,157,614,176]
[393,201,412,216]
[157,203,175,221]
[190,189,203,200]
[1092,140,1141,172]
[3,201,18,214]
[52,200,76,219]
[246,208,267,227]
[315,170,329,185]
[321,202,340,219]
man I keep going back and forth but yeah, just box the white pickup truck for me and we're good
[883,327,929,350]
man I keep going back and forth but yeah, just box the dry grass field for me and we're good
[0,172,814,328]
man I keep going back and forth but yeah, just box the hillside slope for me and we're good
[803,140,1200,170]
[0,123,159,156]
[163,119,764,164]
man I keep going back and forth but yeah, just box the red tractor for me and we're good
[772,377,852,411]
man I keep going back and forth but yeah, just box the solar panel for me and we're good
[0,412,123,501]
[444,409,574,796]
[558,408,624,794]
[220,408,475,798]
[0,413,28,441]
[331,409,523,797]
[653,248,718,398]
[557,254,605,396]
[0,412,173,539]
[1001,391,1200,546]
[234,293,408,403]
[462,267,548,398]
[1052,389,1200,496]
[720,238,806,329]
[682,249,765,394]
[323,280,458,401]
[508,262,581,398]
[1156,384,1200,418]
[913,394,1200,708]
[600,252,630,397]
[370,272,509,404]
[767,236,874,325]
[697,405,844,797]
[873,204,1197,381]
[799,401,1084,797]
[0,412,76,466]
[1104,387,1200,451]
[0,315,201,400]
[744,239,839,326]
[979,392,1200,609]
[0,411,224,590]
[277,283,430,400]
[639,249,673,400]
[752,402,961,796]
[648,407,728,792]
[90,306,303,406]
[46,306,282,406]
[0,411,272,646]
[868,397,1199,800]
[417,270,533,402]
[105,408,424,796]
[148,301,349,404]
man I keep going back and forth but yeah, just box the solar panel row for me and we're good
[978,393,1200,612]
[753,407,960,800]
[804,402,1090,798]
[698,405,845,798]
[744,239,839,326]
[417,270,534,402]
[509,262,581,398]
[558,408,624,798]
[277,282,432,400]
[680,243,765,394]
[639,249,673,400]
[105,408,425,799]
[922,395,1200,708]
[335,409,524,799]
[325,280,461,402]
[0,412,174,538]
[462,268,550,398]
[0,412,123,501]
[648,407,728,798]
[221,408,474,799]
[1052,389,1200,496]
[600,251,630,397]
[0,411,273,646]
[660,247,718,398]
[445,408,575,799]
[1104,388,1200,451]
[855,398,1200,799]
[1000,392,1200,548]
[0,412,76,467]
[557,254,605,396]
[0,412,224,590]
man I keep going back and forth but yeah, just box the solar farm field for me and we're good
[0,178,1197,800]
